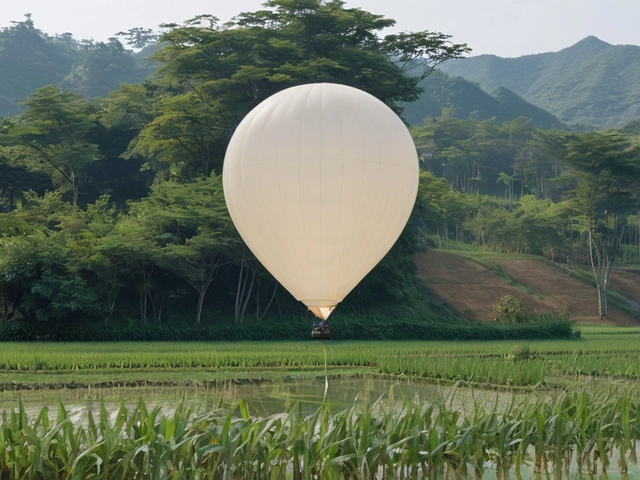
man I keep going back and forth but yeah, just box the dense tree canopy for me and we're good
[128,0,469,180]
[1,1,639,330]
[0,1,471,333]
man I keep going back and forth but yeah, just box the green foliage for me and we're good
[412,114,559,199]
[494,295,528,323]
[0,86,102,205]
[0,233,99,323]
[59,38,156,99]
[0,15,77,116]
[134,176,241,323]
[537,130,640,318]
[507,344,532,361]
[116,27,160,50]
[1,2,638,338]
[32,315,572,342]
[0,0,473,334]
[410,115,640,316]
[126,0,468,180]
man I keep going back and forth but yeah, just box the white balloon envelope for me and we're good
[223,83,419,320]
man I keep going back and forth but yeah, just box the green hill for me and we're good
[402,71,563,128]
[0,17,154,116]
[1,16,566,130]
[0,20,76,115]
[439,36,640,127]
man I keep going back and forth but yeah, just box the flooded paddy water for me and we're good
[0,330,638,480]
[0,377,448,420]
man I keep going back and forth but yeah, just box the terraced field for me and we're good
[415,251,640,325]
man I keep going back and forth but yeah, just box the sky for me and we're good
[1,0,639,58]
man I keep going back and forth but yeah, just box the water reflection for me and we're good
[0,377,446,424]
[228,377,446,416]
[5,380,637,479]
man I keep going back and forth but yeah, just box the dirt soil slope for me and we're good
[610,271,640,311]
[415,251,639,325]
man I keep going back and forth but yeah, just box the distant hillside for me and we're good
[439,36,640,127]
[416,251,640,325]
[0,17,155,116]
[402,71,563,128]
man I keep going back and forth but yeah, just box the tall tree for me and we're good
[59,38,152,99]
[133,176,239,323]
[97,217,160,324]
[539,131,640,318]
[0,86,100,206]
[127,0,469,180]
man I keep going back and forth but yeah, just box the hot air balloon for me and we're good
[223,83,419,336]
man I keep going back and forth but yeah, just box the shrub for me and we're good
[48,314,576,342]
[507,345,532,362]
[494,295,528,323]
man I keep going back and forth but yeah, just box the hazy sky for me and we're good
[1,0,639,58]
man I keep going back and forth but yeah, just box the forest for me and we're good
[0,0,637,340]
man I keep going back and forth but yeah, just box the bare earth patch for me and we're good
[494,258,636,325]
[415,251,639,325]
[609,271,640,311]
[414,252,551,321]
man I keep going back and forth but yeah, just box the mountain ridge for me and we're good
[402,71,563,128]
[439,36,640,127]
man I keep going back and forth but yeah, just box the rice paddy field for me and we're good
[2,325,640,478]
[0,325,636,389]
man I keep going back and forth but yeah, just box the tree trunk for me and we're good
[235,249,245,322]
[139,289,146,325]
[588,227,617,320]
[1,291,7,324]
[239,266,257,323]
[196,290,205,324]
[192,270,216,325]
[258,282,278,322]
[70,170,79,206]
[599,251,613,319]
[587,228,605,319]
[157,296,163,324]
[72,185,79,207]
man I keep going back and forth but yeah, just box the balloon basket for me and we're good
[311,328,331,339]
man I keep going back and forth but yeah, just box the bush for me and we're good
[494,295,528,323]
[46,314,577,342]
[507,345,532,362]
[0,321,37,341]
